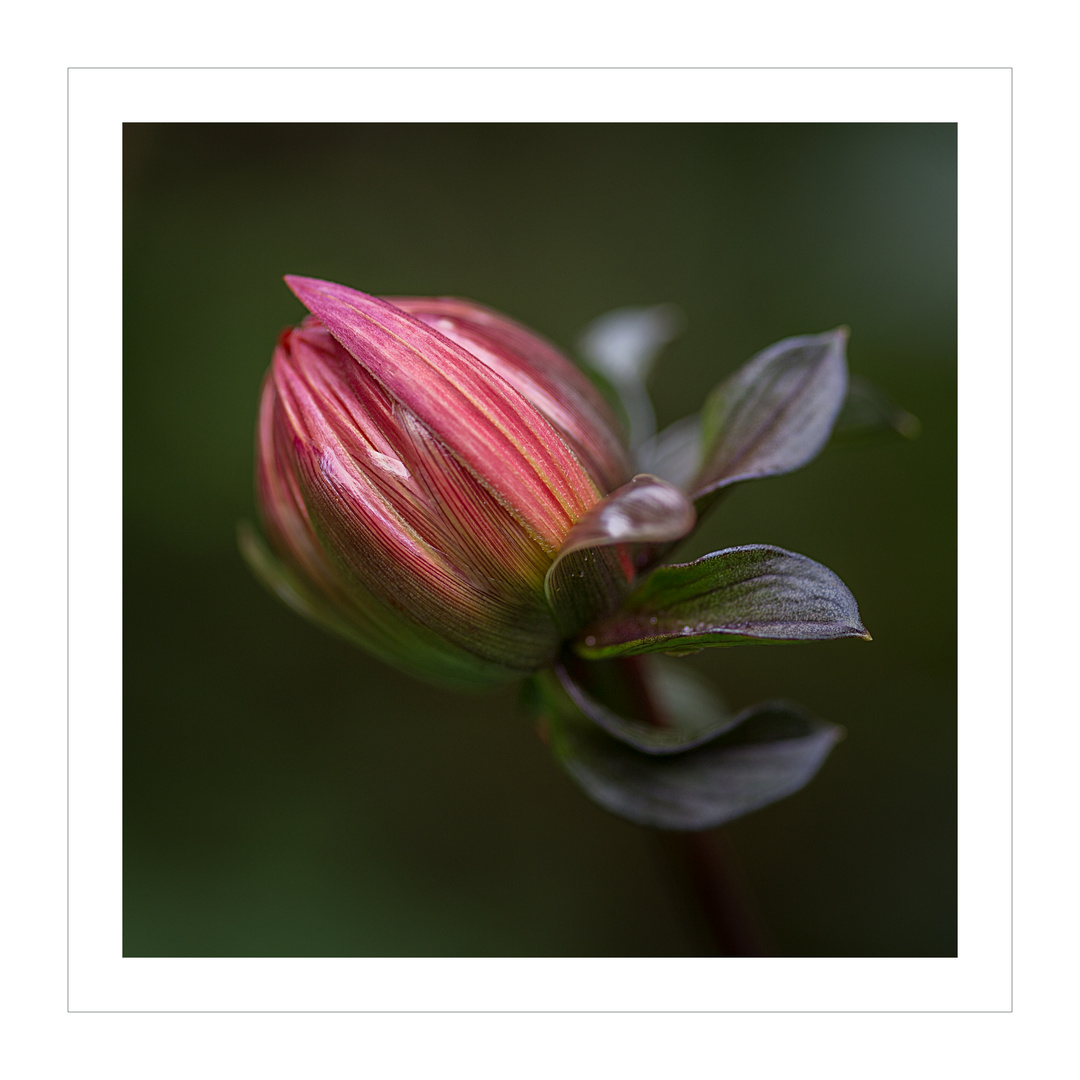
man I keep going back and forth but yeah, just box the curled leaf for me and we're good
[554,658,738,755]
[527,669,844,831]
[544,474,696,636]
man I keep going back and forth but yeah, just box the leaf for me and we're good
[830,374,921,445]
[636,413,704,491]
[527,669,843,831]
[694,328,849,509]
[640,372,917,499]
[553,658,739,755]
[544,474,696,636]
[576,304,683,451]
[574,545,870,660]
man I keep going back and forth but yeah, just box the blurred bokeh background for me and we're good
[124,123,955,957]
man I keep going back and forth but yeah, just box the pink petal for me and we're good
[285,276,601,551]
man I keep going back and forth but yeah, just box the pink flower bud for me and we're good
[243,278,695,689]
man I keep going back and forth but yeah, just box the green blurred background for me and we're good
[123,123,955,957]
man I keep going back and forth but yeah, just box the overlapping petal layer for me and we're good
[250,278,661,688]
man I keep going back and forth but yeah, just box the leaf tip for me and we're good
[897,412,922,439]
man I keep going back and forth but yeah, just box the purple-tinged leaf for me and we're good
[554,659,738,755]
[574,545,870,660]
[636,413,703,491]
[544,474,696,636]
[558,473,697,560]
[693,329,849,508]
[527,669,843,830]
[576,304,683,451]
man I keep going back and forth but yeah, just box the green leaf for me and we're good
[527,669,843,831]
[694,329,848,510]
[830,374,921,445]
[574,545,870,660]
[554,658,738,754]
[545,474,696,636]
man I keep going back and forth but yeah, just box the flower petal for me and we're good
[255,322,561,680]
[239,523,522,691]
[286,276,600,551]
[388,296,632,493]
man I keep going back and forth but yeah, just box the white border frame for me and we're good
[70,68,1010,1012]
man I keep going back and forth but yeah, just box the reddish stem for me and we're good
[615,656,771,958]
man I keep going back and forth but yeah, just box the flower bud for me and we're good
[244,277,633,689]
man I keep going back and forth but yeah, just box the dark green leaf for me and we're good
[575,545,870,660]
[694,329,848,510]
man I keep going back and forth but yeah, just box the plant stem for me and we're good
[616,656,771,958]
[663,829,772,957]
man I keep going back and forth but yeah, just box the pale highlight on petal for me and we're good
[544,475,697,638]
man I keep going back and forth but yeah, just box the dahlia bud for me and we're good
[242,277,695,689]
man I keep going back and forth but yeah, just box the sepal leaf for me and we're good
[830,374,921,445]
[636,414,703,491]
[527,668,844,831]
[238,522,517,691]
[544,474,696,636]
[575,545,870,660]
[576,304,683,451]
[694,328,848,508]
[554,658,738,754]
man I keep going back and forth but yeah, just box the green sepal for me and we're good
[553,658,738,754]
[544,474,696,638]
[525,666,844,831]
[694,328,848,516]
[574,545,870,661]
[239,522,522,692]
